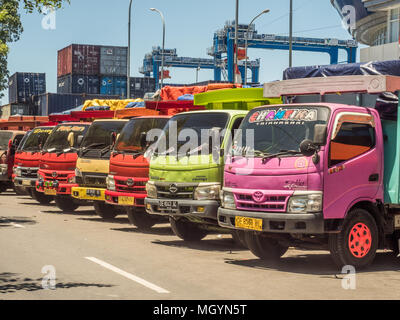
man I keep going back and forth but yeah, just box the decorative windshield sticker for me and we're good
[329,165,345,175]
[57,126,86,132]
[249,108,318,125]
[33,129,53,135]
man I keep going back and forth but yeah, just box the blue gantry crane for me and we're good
[140,21,358,85]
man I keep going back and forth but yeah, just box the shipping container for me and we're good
[57,75,100,94]
[0,104,32,119]
[100,76,127,98]
[57,44,100,77]
[128,77,156,99]
[36,93,119,116]
[100,46,128,76]
[8,73,46,104]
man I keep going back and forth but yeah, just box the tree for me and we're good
[0,0,70,99]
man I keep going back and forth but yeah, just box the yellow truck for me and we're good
[71,119,128,218]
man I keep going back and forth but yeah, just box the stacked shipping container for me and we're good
[58,44,156,98]
[8,73,46,104]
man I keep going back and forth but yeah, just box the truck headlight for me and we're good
[106,175,116,191]
[146,182,157,199]
[0,164,8,175]
[68,176,76,184]
[75,168,83,177]
[221,190,236,209]
[288,193,323,213]
[194,184,221,200]
[14,167,22,177]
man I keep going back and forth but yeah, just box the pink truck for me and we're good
[218,74,400,269]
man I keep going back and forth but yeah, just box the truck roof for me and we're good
[92,119,129,123]
[173,109,248,117]
[250,102,379,113]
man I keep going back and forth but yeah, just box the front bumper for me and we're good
[36,181,78,196]
[218,207,324,234]
[71,187,106,201]
[145,197,220,221]
[105,190,146,207]
[14,176,37,188]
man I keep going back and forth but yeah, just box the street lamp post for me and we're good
[234,0,239,84]
[127,0,133,98]
[150,8,166,90]
[289,0,293,68]
[244,9,270,86]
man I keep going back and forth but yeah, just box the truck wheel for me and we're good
[94,201,118,220]
[14,185,27,195]
[169,217,208,241]
[245,232,288,260]
[126,207,158,230]
[55,196,79,212]
[32,189,53,205]
[0,183,8,193]
[329,208,378,269]
[231,230,247,248]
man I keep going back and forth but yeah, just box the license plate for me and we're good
[118,196,134,205]
[86,189,101,197]
[235,216,263,231]
[22,180,31,186]
[395,215,400,229]
[44,188,57,196]
[159,200,178,210]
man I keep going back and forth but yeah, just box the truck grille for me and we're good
[44,172,69,183]
[21,168,38,178]
[115,178,147,194]
[81,173,107,188]
[235,193,288,212]
[156,185,195,199]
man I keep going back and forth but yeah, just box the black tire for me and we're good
[14,185,27,195]
[126,207,158,230]
[55,196,79,212]
[245,232,288,260]
[329,208,378,269]
[94,201,118,220]
[32,189,53,205]
[169,217,208,241]
[0,183,8,193]
[231,230,247,248]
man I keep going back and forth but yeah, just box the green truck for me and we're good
[144,88,281,241]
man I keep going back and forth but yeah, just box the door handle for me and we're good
[369,174,379,182]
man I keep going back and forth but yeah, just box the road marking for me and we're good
[85,257,169,294]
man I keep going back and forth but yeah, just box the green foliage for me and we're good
[0,0,70,99]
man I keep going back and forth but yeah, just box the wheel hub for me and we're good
[348,223,372,258]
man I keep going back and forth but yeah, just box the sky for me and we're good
[1,0,360,105]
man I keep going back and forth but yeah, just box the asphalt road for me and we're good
[1,191,400,300]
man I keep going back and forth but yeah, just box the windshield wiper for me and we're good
[42,147,58,155]
[81,143,107,155]
[56,147,77,156]
[262,150,302,163]
[99,145,112,156]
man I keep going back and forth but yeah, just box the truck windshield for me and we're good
[0,132,13,150]
[43,124,89,152]
[232,106,330,157]
[159,112,229,156]
[21,127,53,152]
[115,118,169,153]
[81,121,127,155]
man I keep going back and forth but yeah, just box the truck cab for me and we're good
[13,126,54,201]
[36,123,90,211]
[71,119,128,218]
[217,75,400,269]
[0,130,26,193]
[105,116,171,227]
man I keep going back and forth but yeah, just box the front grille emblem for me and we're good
[253,191,264,203]
[52,172,58,178]
[126,178,134,187]
[169,184,178,194]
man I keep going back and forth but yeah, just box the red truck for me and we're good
[13,126,55,203]
[36,122,91,211]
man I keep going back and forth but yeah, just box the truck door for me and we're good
[323,112,381,220]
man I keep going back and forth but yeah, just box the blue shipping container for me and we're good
[8,72,46,104]
[57,75,99,94]
[100,76,127,98]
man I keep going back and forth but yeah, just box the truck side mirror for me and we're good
[140,132,148,149]
[300,139,317,157]
[313,124,327,145]
[76,135,84,147]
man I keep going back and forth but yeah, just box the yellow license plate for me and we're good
[235,216,263,231]
[22,180,31,186]
[118,196,134,205]
[44,188,57,196]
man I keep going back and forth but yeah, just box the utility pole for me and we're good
[289,0,293,68]
[127,0,133,98]
[234,0,239,84]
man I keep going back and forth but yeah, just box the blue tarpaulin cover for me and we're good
[283,60,400,80]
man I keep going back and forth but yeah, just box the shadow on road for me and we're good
[224,251,400,276]
[78,217,130,224]
[111,225,175,236]
[40,210,96,216]
[0,217,36,228]
[152,237,247,252]
[0,272,113,294]
[18,201,54,207]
